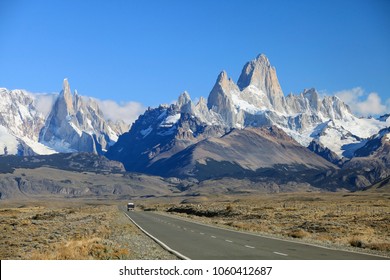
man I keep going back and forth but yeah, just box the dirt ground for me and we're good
[0,199,177,260]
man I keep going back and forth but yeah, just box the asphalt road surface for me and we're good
[123,209,387,260]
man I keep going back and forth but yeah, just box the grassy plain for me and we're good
[0,200,176,260]
[1,191,389,259]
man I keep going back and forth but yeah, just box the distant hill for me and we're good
[0,153,125,174]
[363,175,390,192]
[145,126,336,180]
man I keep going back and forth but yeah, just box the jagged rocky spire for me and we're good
[40,79,125,154]
[207,71,239,126]
[61,78,74,115]
[237,54,286,112]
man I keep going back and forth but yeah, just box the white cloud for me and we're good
[32,93,59,118]
[28,91,145,125]
[334,87,364,105]
[334,87,389,116]
[355,93,387,116]
[94,99,145,125]
[386,99,390,113]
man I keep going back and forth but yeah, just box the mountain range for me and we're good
[1,54,389,191]
[0,79,128,156]
[106,54,390,189]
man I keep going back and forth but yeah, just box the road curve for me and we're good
[123,209,387,260]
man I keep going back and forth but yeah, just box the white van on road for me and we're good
[127,202,135,211]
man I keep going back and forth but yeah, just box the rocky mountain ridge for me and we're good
[201,55,388,157]
[140,126,337,180]
[1,53,389,191]
[106,54,389,190]
[0,79,128,155]
[108,54,388,164]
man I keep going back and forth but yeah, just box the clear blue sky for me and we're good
[0,0,389,111]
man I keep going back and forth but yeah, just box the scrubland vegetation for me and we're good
[0,201,176,260]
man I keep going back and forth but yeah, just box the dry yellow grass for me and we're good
[2,191,389,259]
[0,200,170,260]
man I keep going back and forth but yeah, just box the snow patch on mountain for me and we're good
[160,113,180,128]
[141,126,153,138]
[69,121,83,137]
[231,93,266,115]
[20,137,58,155]
[313,117,387,157]
[0,125,18,155]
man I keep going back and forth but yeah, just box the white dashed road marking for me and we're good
[273,251,288,256]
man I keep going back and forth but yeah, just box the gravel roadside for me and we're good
[114,208,179,260]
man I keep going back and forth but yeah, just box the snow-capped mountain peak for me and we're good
[0,80,128,155]
[108,53,389,167]
[2,54,388,164]
[237,54,286,113]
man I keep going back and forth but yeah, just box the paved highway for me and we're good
[123,209,387,260]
